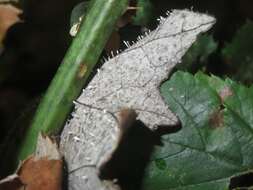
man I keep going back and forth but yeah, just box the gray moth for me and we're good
[60,9,216,190]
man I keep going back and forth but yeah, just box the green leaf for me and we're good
[176,34,217,73]
[222,21,253,85]
[143,71,253,190]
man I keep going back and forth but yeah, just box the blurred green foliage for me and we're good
[176,20,253,87]
[132,0,154,26]
[222,21,253,85]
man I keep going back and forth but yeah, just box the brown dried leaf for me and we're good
[34,133,61,160]
[0,4,22,42]
[16,133,63,190]
[0,134,63,190]
[17,157,62,190]
[0,174,23,190]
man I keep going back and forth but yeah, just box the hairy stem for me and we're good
[17,0,128,161]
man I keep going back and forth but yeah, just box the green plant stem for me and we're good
[17,0,128,161]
